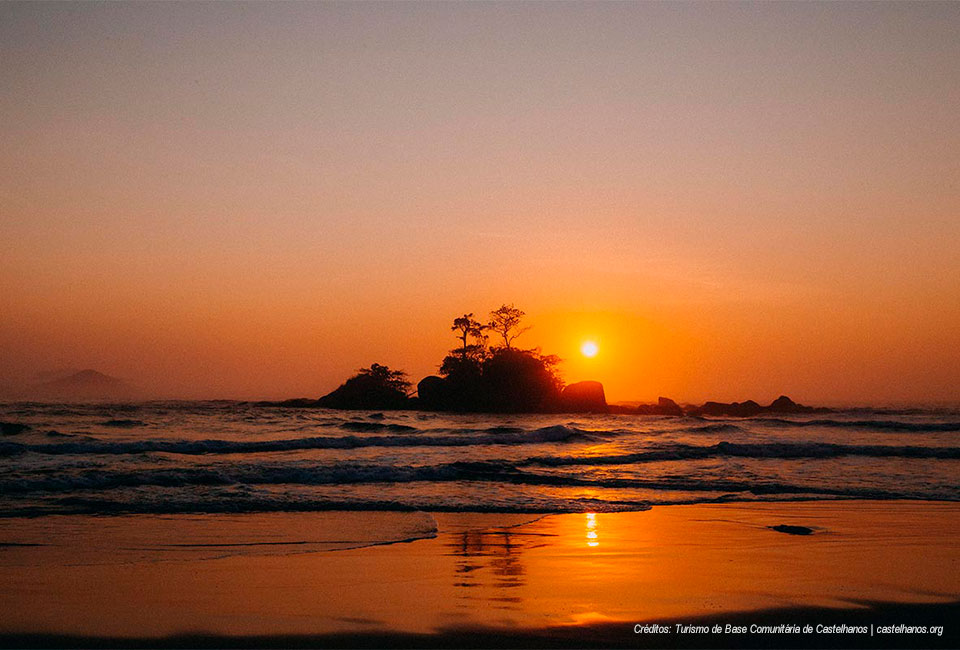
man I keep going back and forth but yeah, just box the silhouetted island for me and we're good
[261,304,829,416]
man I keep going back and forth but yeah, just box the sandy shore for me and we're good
[0,501,957,648]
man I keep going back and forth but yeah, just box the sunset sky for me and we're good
[1,1,958,404]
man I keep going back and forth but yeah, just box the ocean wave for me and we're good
[0,459,936,501]
[526,441,960,466]
[0,494,652,517]
[745,418,960,432]
[684,423,744,433]
[0,424,592,457]
[4,480,952,517]
[0,460,609,494]
[338,421,418,433]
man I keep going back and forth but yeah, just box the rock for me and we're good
[768,395,799,411]
[416,376,448,411]
[766,395,830,413]
[655,397,684,416]
[0,422,30,436]
[634,397,684,415]
[694,401,729,416]
[769,524,814,536]
[559,381,607,413]
[687,395,830,417]
[732,400,762,416]
[691,400,762,417]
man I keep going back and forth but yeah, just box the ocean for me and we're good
[2,402,957,522]
[1,401,959,635]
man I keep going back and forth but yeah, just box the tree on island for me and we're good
[274,307,823,415]
[306,304,579,412]
[316,362,411,410]
[435,313,488,411]
[450,313,487,362]
[487,304,529,349]
[478,346,563,412]
[424,305,563,412]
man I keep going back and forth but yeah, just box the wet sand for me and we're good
[0,501,957,648]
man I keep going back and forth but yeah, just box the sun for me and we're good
[581,340,599,358]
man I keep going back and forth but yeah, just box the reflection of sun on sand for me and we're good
[0,502,957,643]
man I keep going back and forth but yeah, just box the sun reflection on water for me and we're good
[585,512,599,547]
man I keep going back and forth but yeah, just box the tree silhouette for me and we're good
[451,313,487,360]
[488,304,529,349]
[317,363,411,409]
[357,363,411,395]
[313,303,569,412]
[479,347,563,412]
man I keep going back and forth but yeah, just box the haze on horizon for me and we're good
[1,1,958,405]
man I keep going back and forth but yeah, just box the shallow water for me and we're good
[1,401,957,518]
[1,504,957,637]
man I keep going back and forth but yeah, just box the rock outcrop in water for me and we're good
[691,400,764,417]
[558,381,607,413]
[257,306,828,415]
[264,378,827,417]
[264,378,828,418]
[685,395,827,417]
[416,376,448,411]
[633,397,684,416]
[607,395,828,417]
[767,395,819,413]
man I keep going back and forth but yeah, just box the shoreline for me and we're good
[0,501,957,648]
[2,600,956,649]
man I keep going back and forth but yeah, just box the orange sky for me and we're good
[1,2,958,404]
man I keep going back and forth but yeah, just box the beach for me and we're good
[4,1,960,646]
[1,501,957,648]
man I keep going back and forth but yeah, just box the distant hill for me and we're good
[21,369,143,402]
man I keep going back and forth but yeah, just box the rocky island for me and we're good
[262,304,828,416]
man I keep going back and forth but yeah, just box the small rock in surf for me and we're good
[770,524,814,535]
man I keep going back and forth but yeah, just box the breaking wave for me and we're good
[0,424,594,457]
[0,460,925,501]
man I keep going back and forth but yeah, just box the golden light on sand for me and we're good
[580,341,599,358]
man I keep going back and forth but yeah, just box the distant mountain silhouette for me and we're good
[35,368,83,383]
[23,369,142,402]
